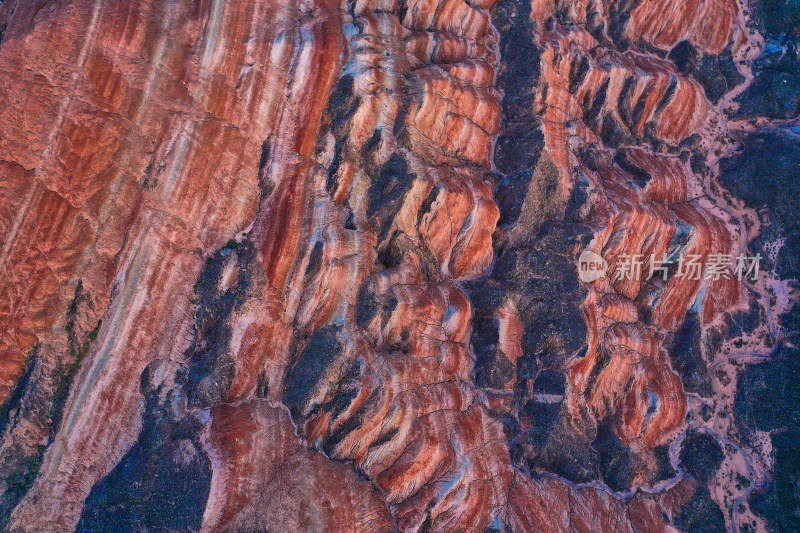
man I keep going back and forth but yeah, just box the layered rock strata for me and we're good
[0,0,797,532]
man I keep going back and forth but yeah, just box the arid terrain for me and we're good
[0,0,798,531]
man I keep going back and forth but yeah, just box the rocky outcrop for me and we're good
[0,0,797,532]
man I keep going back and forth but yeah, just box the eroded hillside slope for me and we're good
[0,0,797,531]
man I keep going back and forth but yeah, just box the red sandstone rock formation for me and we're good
[0,0,793,531]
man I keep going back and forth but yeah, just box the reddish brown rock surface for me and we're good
[0,0,797,532]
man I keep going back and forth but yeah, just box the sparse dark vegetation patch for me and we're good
[752,0,800,40]
[592,418,633,491]
[283,325,343,420]
[675,485,726,533]
[667,312,712,396]
[731,41,800,120]
[4,445,46,499]
[492,0,544,175]
[679,429,724,483]
[735,342,800,532]
[614,149,653,188]
[77,362,211,532]
[0,354,37,436]
[669,41,744,104]
[185,241,259,408]
[366,152,416,242]
[749,427,800,532]
[653,444,675,482]
[720,127,800,280]
[51,293,102,436]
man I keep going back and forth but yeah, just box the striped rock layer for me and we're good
[0,0,795,532]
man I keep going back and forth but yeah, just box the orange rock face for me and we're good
[0,0,795,532]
